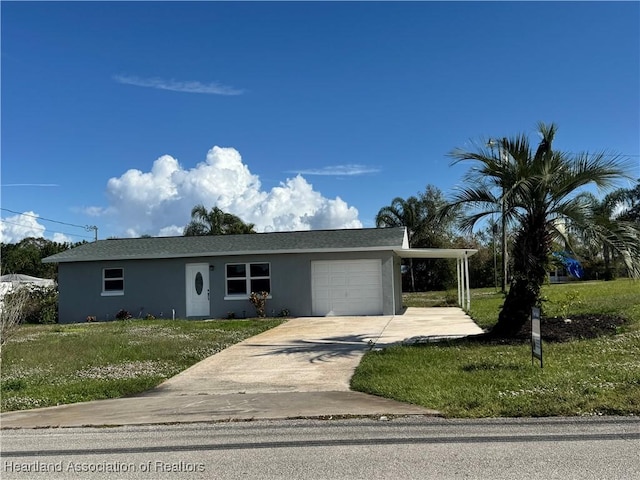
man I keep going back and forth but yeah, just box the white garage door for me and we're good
[311,260,383,316]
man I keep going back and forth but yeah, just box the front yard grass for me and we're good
[351,279,640,417]
[1,318,283,412]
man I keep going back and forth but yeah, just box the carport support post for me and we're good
[464,252,471,311]
[456,258,462,307]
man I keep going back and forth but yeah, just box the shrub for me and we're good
[249,291,269,318]
[9,285,59,324]
[115,309,132,320]
[1,287,29,350]
[557,289,584,319]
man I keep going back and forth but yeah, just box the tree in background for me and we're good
[376,185,461,291]
[375,195,425,291]
[183,205,256,236]
[573,189,639,280]
[448,122,640,337]
[452,229,499,290]
[0,238,78,280]
[620,179,640,224]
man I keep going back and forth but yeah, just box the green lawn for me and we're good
[1,318,283,412]
[352,279,640,417]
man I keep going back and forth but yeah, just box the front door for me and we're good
[186,263,210,317]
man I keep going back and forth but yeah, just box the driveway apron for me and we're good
[0,308,483,428]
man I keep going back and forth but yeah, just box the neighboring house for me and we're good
[0,274,56,309]
[0,273,55,288]
[548,266,570,284]
[43,227,477,323]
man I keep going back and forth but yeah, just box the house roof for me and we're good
[42,227,409,263]
[0,273,55,285]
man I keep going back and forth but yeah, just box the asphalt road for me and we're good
[2,416,639,479]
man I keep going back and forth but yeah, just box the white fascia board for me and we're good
[394,248,478,259]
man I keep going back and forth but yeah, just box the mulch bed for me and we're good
[517,314,627,343]
[458,314,628,346]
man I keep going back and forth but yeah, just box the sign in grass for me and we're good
[531,307,543,368]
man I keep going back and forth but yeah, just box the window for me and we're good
[225,263,271,298]
[102,268,124,296]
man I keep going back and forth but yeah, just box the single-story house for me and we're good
[43,227,477,323]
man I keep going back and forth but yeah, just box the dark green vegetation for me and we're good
[352,280,640,417]
[183,204,256,236]
[0,237,83,280]
[376,185,462,292]
[0,318,282,412]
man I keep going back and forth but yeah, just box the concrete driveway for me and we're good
[149,307,483,395]
[1,308,483,428]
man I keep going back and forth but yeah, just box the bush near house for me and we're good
[3,285,58,325]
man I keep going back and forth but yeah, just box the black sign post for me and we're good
[531,307,543,368]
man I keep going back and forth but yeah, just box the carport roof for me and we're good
[43,227,410,263]
[394,248,477,259]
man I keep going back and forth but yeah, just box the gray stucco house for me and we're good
[43,227,476,323]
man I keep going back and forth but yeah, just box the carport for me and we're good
[394,248,477,310]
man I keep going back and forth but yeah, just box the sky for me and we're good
[1,1,639,243]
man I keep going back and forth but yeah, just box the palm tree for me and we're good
[449,122,640,337]
[620,179,640,224]
[184,205,255,236]
[573,189,640,280]
[376,187,460,291]
[376,196,425,291]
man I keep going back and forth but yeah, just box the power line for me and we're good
[0,208,90,229]
[0,208,98,241]
[0,219,95,241]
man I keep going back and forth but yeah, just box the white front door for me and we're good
[186,263,210,317]
[311,260,383,316]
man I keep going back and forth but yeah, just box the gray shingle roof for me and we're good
[43,227,407,263]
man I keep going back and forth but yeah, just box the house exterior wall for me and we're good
[56,250,402,323]
[57,258,188,323]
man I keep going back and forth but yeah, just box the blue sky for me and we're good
[2,1,639,242]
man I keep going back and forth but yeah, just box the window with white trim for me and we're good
[102,268,124,296]
[225,263,271,297]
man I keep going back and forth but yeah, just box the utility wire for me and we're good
[0,219,94,240]
[0,208,97,241]
[0,208,91,229]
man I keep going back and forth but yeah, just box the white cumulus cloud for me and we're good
[0,212,77,244]
[0,212,46,243]
[100,146,362,237]
[51,232,74,244]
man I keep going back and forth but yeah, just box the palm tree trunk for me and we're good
[409,258,416,292]
[493,213,550,337]
[603,243,612,280]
